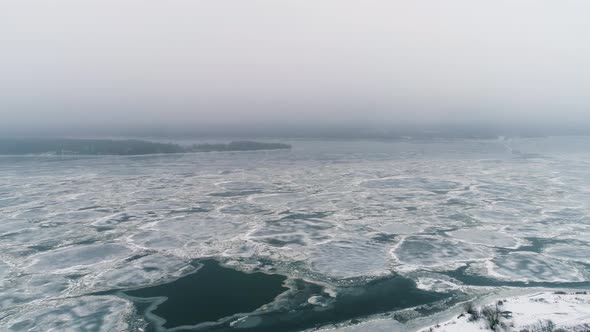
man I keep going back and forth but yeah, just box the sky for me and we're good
[1,1,589,133]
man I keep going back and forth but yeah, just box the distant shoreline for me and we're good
[0,138,291,156]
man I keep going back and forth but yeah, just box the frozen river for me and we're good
[1,137,589,331]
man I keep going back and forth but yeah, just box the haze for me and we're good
[1,0,589,135]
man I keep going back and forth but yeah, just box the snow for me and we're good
[420,291,590,332]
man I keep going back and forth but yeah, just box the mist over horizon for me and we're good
[2,0,590,137]
[3,121,590,141]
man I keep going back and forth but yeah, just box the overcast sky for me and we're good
[1,1,589,131]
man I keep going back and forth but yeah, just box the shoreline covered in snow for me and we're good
[318,288,590,332]
[419,290,590,332]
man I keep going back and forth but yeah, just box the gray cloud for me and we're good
[1,0,589,131]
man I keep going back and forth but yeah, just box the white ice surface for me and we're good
[482,252,589,283]
[392,236,493,270]
[0,295,134,332]
[544,243,590,264]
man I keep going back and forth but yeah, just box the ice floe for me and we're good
[0,296,134,332]
[392,236,493,270]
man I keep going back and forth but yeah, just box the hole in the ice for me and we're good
[124,259,288,329]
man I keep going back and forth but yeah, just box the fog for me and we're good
[1,1,589,136]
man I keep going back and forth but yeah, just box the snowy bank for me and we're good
[421,291,590,332]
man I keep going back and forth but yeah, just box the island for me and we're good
[0,138,291,156]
